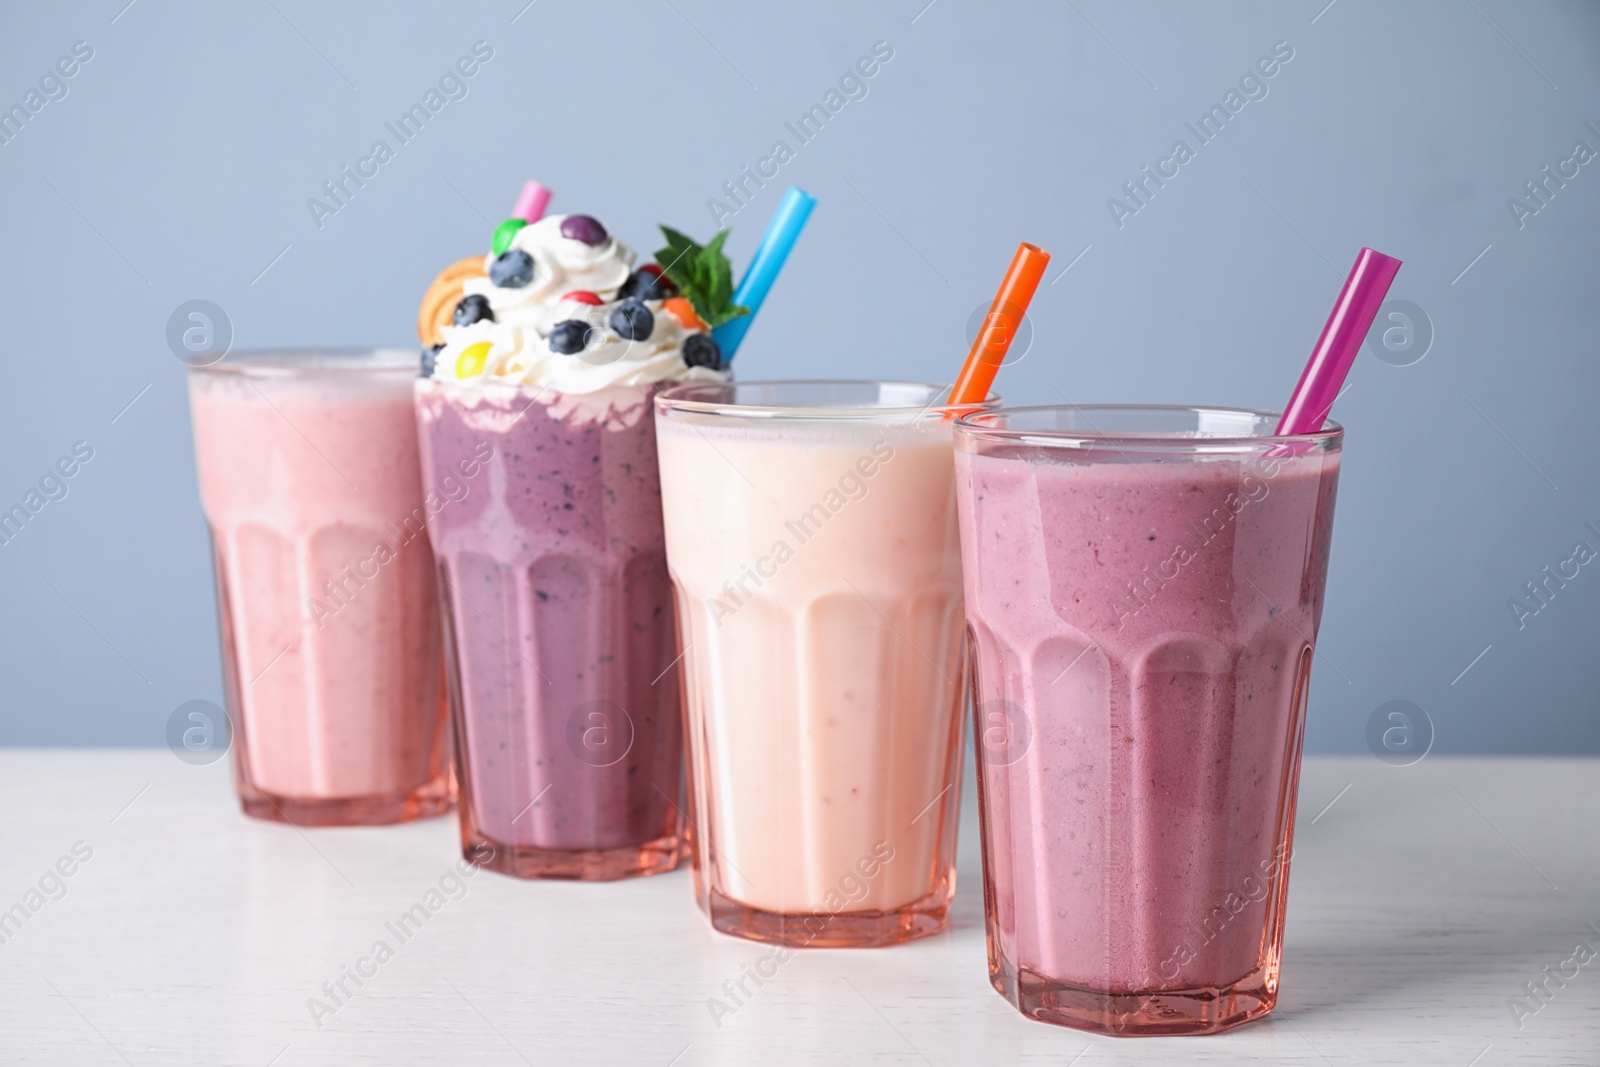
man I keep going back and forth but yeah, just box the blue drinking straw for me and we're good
[712,186,817,360]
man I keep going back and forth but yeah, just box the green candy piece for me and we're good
[491,218,527,257]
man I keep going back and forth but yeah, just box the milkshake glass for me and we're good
[953,404,1342,1035]
[656,381,986,947]
[189,349,453,825]
[416,381,684,880]
[414,203,743,879]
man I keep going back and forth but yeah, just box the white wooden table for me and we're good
[0,751,1592,1065]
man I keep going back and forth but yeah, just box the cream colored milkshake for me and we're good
[656,381,973,947]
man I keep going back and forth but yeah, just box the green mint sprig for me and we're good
[653,226,750,329]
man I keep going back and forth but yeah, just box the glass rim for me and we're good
[187,347,419,377]
[655,378,999,421]
[954,403,1343,451]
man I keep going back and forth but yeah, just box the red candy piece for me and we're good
[562,290,603,305]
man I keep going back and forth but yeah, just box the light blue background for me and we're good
[1,0,1595,753]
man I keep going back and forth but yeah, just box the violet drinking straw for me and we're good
[1275,247,1402,436]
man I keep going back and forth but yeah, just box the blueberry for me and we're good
[489,249,535,288]
[421,343,443,377]
[549,320,593,355]
[618,269,672,302]
[559,214,609,246]
[452,294,494,327]
[683,333,722,370]
[609,300,654,341]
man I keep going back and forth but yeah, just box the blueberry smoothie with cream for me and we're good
[414,204,739,880]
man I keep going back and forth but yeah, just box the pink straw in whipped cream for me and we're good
[512,180,552,223]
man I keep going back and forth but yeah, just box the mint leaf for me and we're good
[654,225,751,329]
[654,227,700,287]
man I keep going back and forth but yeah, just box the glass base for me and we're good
[990,955,1277,1036]
[704,879,952,949]
[464,828,682,882]
[238,776,454,827]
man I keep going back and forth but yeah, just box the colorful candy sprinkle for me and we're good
[560,215,608,246]
[457,341,493,379]
[662,297,706,331]
[492,218,527,257]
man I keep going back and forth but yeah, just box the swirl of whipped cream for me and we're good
[431,319,524,382]
[489,296,724,394]
[456,213,637,323]
[429,213,728,393]
[432,293,724,391]
[512,214,635,297]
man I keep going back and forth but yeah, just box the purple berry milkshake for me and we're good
[413,208,733,879]
[954,405,1342,1035]
[417,383,684,879]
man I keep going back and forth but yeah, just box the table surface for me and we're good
[0,751,1593,1065]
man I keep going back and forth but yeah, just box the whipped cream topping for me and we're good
[432,212,727,394]
[511,213,635,296]
[458,213,636,319]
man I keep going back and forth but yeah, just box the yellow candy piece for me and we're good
[456,341,492,379]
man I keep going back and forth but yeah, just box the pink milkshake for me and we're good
[189,349,453,825]
[954,405,1341,1035]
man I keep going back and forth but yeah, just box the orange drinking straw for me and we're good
[949,242,1051,406]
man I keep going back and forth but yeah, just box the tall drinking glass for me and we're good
[188,349,453,825]
[656,381,986,947]
[415,379,684,880]
[953,405,1342,1035]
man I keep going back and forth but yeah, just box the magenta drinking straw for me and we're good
[1275,247,1402,436]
